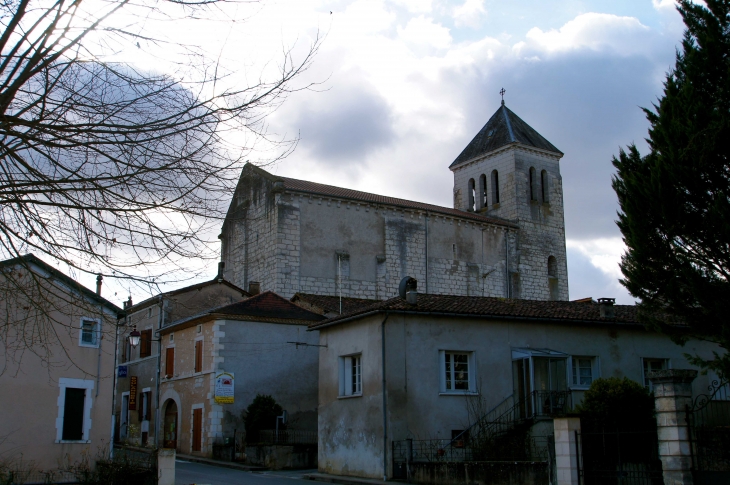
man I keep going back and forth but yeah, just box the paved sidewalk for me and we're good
[302,472,389,485]
[176,453,268,472]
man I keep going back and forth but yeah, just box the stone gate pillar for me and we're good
[648,369,697,485]
[553,416,581,485]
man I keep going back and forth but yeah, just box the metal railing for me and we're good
[392,434,552,464]
[256,429,318,444]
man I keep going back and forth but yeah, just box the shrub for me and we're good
[575,377,655,431]
[243,394,283,441]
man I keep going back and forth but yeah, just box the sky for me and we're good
[79,0,691,305]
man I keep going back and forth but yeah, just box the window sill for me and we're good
[439,391,479,396]
[338,394,362,399]
[56,440,91,444]
[79,343,99,349]
[570,386,591,391]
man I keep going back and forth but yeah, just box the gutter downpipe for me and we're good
[425,214,429,294]
[382,312,390,481]
[505,230,510,298]
[154,296,164,448]
[110,310,121,460]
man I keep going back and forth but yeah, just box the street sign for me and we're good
[118,366,128,378]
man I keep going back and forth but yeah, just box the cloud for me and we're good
[566,239,634,304]
[516,13,653,58]
[398,15,452,50]
[652,0,677,10]
[453,0,486,29]
[390,0,433,13]
[284,75,396,167]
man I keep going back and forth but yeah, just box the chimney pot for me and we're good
[96,274,103,296]
[406,290,417,305]
[217,261,225,281]
[248,281,260,296]
[598,297,616,318]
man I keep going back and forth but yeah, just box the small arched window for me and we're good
[479,174,487,209]
[529,167,537,201]
[548,256,557,277]
[541,170,549,203]
[468,178,476,211]
[491,170,500,205]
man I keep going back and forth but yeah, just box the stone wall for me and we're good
[408,462,549,485]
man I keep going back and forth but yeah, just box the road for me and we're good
[175,460,316,485]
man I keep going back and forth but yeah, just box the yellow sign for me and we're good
[215,372,234,404]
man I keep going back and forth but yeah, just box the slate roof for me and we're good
[0,254,122,313]
[291,293,380,316]
[450,104,562,168]
[276,174,516,227]
[308,293,644,330]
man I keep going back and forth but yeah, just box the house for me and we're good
[113,269,248,448]
[156,291,325,456]
[0,255,122,473]
[308,291,722,480]
[219,103,569,302]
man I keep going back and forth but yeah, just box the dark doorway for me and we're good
[163,400,178,450]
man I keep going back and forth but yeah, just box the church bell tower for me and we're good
[449,100,569,301]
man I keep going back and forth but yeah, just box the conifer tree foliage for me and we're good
[612,0,730,377]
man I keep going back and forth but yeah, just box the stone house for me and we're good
[0,254,122,473]
[308,292,722,480]
[219,102,569,303]
[157,291,324,456]
[113,272,248,447]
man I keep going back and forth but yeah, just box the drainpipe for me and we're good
[96,275,103,397]
[505,231,510,298]
[424,214,429,294]
[381,312,390,481]
[154,295,164,448]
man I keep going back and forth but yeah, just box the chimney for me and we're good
[217,261,225,281]
[126,295,133,310]
[96,274,103,296]
[598,298,615,318]
[248,281,260,296]
[398,276,418,304]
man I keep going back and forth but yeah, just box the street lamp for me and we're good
[129,327,141,348]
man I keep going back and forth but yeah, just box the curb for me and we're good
[302,473,390,485]
[176,454,268,472]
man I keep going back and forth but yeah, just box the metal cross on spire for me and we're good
[500,87,506,105]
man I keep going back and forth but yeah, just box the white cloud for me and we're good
[516,13,652,57]
[453,0,486,28]
[652,0,677,10]
[566,238,626,280]
[390,0,433,13]
[397,15,452,50]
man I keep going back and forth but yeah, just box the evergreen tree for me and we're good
[612,0,730,379]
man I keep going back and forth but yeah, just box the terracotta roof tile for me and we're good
[309,294,644,329]
[291,293,380,316]
[215,291,325,323]
[280,177,516,227]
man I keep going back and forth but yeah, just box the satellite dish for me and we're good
[399,276,417,300]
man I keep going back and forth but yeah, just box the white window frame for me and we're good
[338,354,362,398]
[439,350,477,395]
[642,357,670,389]
[570,356,598,389]
[55,378,94,443]
[79,317,100,348]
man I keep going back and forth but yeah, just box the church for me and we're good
[219,101,569,302]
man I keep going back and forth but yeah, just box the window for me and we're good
[139,391,152,421]
[339,354,362,397]
[56,378,94,443]
[468,178,476,211]
[165,347,175,378]
[140,329,152,358]
[148,308,153,319]
[491,170,500,204]
[79,318,100,347]
[642,358,668,389]
[440,351,476,394]
[572,357,595,387]
[479,174,487,209]
[194,340,203,373]
[548,256,557,277]
[529,167,537,201]
[169,333,174,342]
[541,170,549,202]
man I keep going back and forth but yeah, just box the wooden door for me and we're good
[192,408,202,452]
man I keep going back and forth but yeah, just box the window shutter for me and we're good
[195,340,202,373]
[166,347,175,377]
[344,357,353,396]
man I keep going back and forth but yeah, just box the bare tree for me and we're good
[0,0,320,363]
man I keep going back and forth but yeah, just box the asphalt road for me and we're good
[175,460,316,485]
